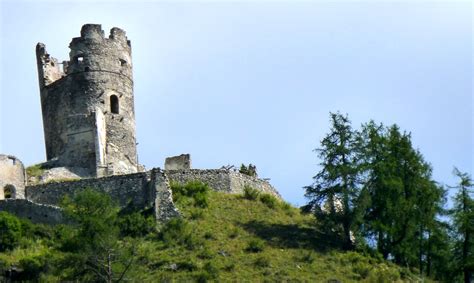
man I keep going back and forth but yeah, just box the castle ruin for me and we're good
[0,24,280,224]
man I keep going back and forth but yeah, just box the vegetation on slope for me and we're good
[0,183,419,282]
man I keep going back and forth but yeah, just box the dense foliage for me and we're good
[305,112,473,282]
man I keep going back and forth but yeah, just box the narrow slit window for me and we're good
[110,95,119,114]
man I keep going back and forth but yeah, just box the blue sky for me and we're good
[0,0,472,205]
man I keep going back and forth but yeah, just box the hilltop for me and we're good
[0,183,420,282]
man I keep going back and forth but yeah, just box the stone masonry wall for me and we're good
[165,169,281,198]
[26,172,151,208]
[0,200,64,225]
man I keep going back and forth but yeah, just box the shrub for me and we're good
[171,181,210,208]
[259,194,278,209]
[0,211,22,251]
[243,186,260,200]
[118,212,155,237]
[19,255,48,280]
[239,164,257,177]
[246,239,265,253]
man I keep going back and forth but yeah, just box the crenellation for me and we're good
[80,24,104,40]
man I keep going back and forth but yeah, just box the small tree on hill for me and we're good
[60,189,134,283]
[304,112,360,249]
[449,168,474,283]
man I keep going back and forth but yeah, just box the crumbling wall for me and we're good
[229,171,280,198]
[165,169,281,198]
[150,169,180,221]
[25,169,179,223]
[0,199,64,225]
[165,154,191,170]
[27,172,151,208]
[0,155,26,200]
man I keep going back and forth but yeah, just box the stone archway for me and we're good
[3,184,16,199]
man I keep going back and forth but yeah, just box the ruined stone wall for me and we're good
[0,200,64,225]
[36,24,138,177]
[0,169,180,224]
[165,154,191,170]
[0,155,26,200]
[165,169,281,198]
[26,172,151,208]
[228,171,281,198]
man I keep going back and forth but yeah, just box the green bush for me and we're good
[118,212,155,237]
[0,211,22,251]
[243,186,260,200]
[246,239,265,253]
[19,255,48,280]
[171,181,210,208]
[239,164,257,177]
[259,194,278,209]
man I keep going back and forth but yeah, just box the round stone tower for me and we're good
[36,24,139,176]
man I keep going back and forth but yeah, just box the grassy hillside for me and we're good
[0,184,421,282]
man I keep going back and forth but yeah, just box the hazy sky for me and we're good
[0,0,472,205]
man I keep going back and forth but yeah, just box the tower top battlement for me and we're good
[70,24,131,47]
[35,24,139,177]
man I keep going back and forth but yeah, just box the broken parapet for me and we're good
[165,169,281,199]
[35,43,65,88]
[165,154,191,170]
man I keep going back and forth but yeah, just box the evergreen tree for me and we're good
[304,112,360,249]
[357,122,446,272]
[60,189,134,283]
[450,168,474,283]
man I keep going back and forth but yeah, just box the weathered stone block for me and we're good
[165,154,192,170]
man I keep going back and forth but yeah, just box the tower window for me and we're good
[75,55,84,63]
[119,59,127,66]
[110,95,119,114]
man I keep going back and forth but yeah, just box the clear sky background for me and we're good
[0,0,472,205]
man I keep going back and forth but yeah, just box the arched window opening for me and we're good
[110,95,119,114]
[3,185,15,199]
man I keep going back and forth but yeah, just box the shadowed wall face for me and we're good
[36,24,138,177]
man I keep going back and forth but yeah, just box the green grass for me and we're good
[0,186,422,282]
[25,164,45,178]
[128,190,421,282]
